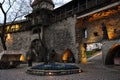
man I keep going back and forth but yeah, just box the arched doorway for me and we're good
[62,48,75,63]
[28,39,47,62]
[105,44,120,65]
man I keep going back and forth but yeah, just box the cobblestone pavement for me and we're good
[0,60,120,80]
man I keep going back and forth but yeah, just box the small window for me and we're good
[82,28,87,38]
[32,28,41,34]
[94,32,98,36]
[114,29,117,33]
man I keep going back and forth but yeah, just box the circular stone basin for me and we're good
[26,63,82,76]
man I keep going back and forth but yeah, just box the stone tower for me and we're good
[26,0,55,62]
[31,0,54,26]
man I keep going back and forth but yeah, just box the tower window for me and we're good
[114,29,117,33]
[32,27,41,34]
[94,32,98,36]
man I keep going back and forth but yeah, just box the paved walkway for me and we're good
[0,51,120,80]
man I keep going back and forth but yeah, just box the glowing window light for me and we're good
[87,6,120,22]
[15,24,20,31]
[80,44,87,63]
[20,54,25,62]
[6,34,13,43]
[48,72,52,75]
[6,24,20,32]
[108,32,115,40]
[62,49,70,62]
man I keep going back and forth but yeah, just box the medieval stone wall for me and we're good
[75,9,120,63]
[1,8,120,63]
[44,15,79,62]
[0,15,79,62]
[76,11,120,44]
[0,31,31,54]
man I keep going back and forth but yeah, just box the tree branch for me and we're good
[6,0,16,13]
[1,0,5,5]
[0,0,32,50]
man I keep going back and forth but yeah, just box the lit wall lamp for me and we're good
[6,33,13,44]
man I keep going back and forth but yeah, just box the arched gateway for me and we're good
[105,44,120,65]
[27,39,48,62]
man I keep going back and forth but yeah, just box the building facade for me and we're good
[0,0,120,65]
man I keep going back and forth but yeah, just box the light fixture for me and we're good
[48,72,52,75]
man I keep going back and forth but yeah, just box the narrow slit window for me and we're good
[94,32,98,36]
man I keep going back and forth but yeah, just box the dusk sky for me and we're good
[0,0,72,23]
[53,0,72,8]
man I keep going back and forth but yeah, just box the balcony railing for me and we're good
[53,0,120,22]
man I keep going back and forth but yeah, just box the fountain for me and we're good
[26,49,82,76]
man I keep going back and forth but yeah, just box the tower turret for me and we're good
[26,0,55,62]
[29,0,54,26]
[32,0,54,11]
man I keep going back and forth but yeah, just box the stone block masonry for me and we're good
[0,31,31,55]
[45,16,79,62]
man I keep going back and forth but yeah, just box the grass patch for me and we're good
[86,49,100,57]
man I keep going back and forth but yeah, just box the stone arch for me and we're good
[32,27,41,34]
[29,39,48,62]
[31,39,42,56]
[31,39,41,47]
[105,43,120,65]
[27,39,41,61]
[62,48,75,63]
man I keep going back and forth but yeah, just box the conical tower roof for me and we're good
[32,0,37,6]
[32,0,54,7]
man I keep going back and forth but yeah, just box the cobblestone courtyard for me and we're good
[0,59,120,80]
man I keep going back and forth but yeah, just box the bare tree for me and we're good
[0,0,32,50]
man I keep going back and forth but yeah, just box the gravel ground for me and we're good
[0,60,120,80]
[0,51,120,80]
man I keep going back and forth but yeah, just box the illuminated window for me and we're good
[82,28,87,38]
[6,24,20,32]
[6,34,13,44]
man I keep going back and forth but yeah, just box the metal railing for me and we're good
[53,0,119,22]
